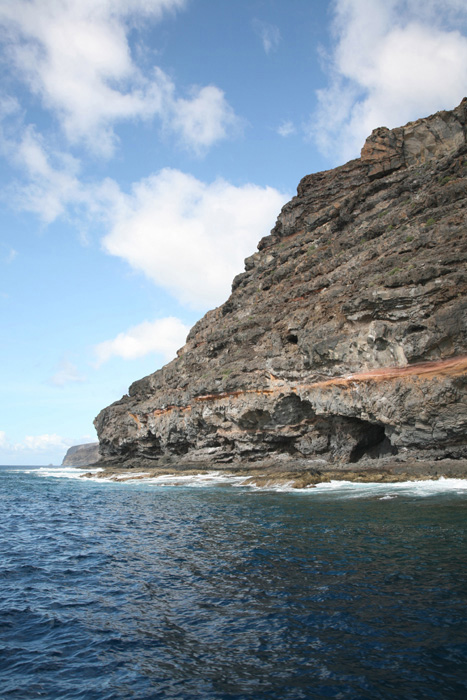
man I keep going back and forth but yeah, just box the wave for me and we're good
[28,466,104,479]
[295,477,467,499]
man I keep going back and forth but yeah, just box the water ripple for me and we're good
[0,466,466,699]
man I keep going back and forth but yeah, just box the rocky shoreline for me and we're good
[82,457,467,489]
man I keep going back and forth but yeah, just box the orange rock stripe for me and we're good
[128,355,467,422]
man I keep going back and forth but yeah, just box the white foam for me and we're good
[30,466,103,479]
[245,479,296,492]
[291,477,467,498]
[73,469,251,487]
[127,471,252,487]
[99,473,467,498]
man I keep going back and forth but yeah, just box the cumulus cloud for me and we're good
[0,0,238,156]
[310,0,467,161]
[94,316,190,366]
[50,358,85,387]
[2,131,286,310]
[253,20,281,54]
[101,168,287,309]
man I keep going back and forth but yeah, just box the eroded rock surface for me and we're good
[95,100,467,470]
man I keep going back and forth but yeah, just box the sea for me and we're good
[1,465,466,700]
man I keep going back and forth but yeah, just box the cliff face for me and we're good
[95,101,467,468]
[62,443,100,467]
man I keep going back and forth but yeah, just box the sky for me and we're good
[1,0,467,465]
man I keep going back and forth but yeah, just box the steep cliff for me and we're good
[95,100,467,470]
[62,442,100,467]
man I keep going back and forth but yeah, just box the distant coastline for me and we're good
[62,443,99,467]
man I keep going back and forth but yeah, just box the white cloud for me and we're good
[277,120,296,137]
[50,358,85,387]
[5,126,86,222]
[171,85,240,153]
[253,20,281,54]
[0,430,72,452]
[1,124,128,224]
[0,0,239,156]
[21,433,72,451]
[101,168,288,309]
[94,316,190,366]
[2,130,287,310]
[310,0,467,161]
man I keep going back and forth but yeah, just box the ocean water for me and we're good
[1,466,466,700]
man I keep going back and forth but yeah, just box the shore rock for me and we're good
[95,100,467,472]
[84,458,467,488]
[62,443,100,467]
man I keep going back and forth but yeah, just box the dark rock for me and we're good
[94,100,467,470]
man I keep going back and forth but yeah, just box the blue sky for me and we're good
[1,0,467,465]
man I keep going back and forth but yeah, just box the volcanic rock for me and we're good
[95,100,467,471]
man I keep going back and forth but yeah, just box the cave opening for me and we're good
[349,421,397,462]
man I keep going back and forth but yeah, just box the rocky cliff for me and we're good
[62,442,100,467]
[95,100,467,471]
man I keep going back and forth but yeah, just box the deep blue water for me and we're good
[1,466,466,700]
